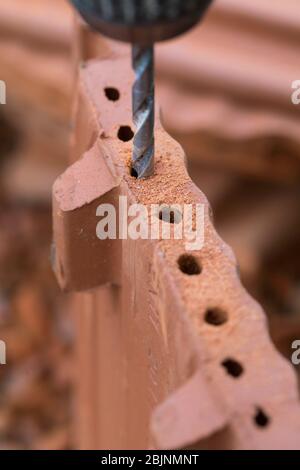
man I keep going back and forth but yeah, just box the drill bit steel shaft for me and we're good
[132,45,154,178]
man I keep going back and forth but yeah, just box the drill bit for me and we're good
[70,1,214,176]
[132,44,155,178]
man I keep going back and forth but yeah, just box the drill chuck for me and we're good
[70,0,213,45]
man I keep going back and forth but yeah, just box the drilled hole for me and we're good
[178,254,201,275]
[159,207,182,224]
[118,125,134,142]
[130,166,138,178]
[205,308,228,326]
[254,408,270,428]
[104,87,120,101]
[221,358,244,378]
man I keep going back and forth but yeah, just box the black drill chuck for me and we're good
[70,0,213,45]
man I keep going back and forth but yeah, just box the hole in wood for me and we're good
[130,166,138,178]
[118,126,134,142]
[221,358,244,378]
[159,207,182,224]
[254,408,270,428]
[205,308,228,326]
[178,254,201,275]
[104,87,120,101]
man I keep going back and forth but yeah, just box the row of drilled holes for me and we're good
[159,206,271,428]
[104,87,135,143]
[105,86,270,429]
[157,205,271,429]
[105,87,140,178]
[178,252,270,428]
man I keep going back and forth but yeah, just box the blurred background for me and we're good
[0,0,299,449]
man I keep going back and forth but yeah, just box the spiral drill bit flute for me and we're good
[132,45,154,177]
[70,0,213,178]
